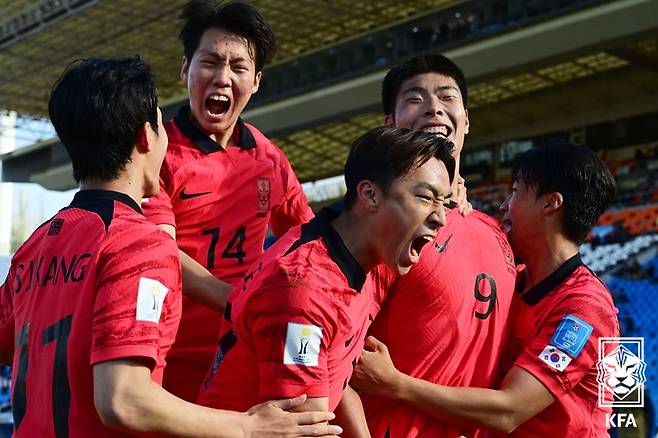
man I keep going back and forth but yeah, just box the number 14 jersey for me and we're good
[142,106,313,401]
[363,209,517,437]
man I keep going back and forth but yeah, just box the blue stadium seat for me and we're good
[609,255,658,435]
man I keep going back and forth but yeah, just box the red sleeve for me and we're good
[514,294,619,398]
[90,226,181,369]
[247,284,339,400]
[270,150,314,237]
[367,264,397,320]
[0,266,15,351]
[142,169,176,228]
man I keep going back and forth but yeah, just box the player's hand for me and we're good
[351,336,402,399]
[455,176,473,216]
[245,394,342,437]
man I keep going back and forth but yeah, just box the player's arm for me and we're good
[289,396,329,413]
[158,224,231,313]
[144,181,231,312]
[250,283,339,415]
[269,148,314,237]
[351,336,554,433]
[333,385,371,438]
[93,359,342,437]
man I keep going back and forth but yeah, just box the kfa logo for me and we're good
[257,177,271,212]
[596,337,647,428]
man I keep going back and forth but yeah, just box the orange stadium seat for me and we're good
[598,211,619,226]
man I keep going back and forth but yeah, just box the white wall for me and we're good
[0,112,16,256]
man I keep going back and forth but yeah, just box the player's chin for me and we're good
[396,264,412,275]
[202,113,233,133]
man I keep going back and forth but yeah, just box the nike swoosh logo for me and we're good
[179,189,211,200]
[434,234,452,253]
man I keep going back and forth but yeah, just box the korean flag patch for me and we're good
[283,322,322,367]
[539,345,572,372]
[550,314,593,358]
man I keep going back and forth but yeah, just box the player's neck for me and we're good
[331,211,379,274]
[449,158,461,203]
[522,234,579,291]
[80,176,145,208]
[208,122,238,149]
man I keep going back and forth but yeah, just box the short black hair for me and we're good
[344,126,456,208]
[382,53,468,115]
[512,141,616,244]
[179,0,275,72]
[48,56,159,184]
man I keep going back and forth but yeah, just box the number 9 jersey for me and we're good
[142,106,314,402]
[0,190,182,437]
[363,208,517,438]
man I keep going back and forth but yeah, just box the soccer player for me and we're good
[353,141,620,436]
[198,127,455,423]
[0,56,341,437]
[142,0,314,402]
[355,54,517,437]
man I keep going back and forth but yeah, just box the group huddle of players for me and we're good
[0,1,621,437]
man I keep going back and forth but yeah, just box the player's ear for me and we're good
[180,56,189,82]
[542,192,563,214]
[464,108,470,135]
[135,122,151,154]
[252,71,262,94]
[356,180,379,211]
[384,114,394,126]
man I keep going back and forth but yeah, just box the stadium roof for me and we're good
[0,0,457,118]
[280,41,658,181]
[1,0,658,189]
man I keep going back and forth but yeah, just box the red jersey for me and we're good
[143,106,313,401]
[503,254,619,437]
[198,208,370,412]
[363,209,516,437]
[0,190,182,437]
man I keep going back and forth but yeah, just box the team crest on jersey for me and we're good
[257,177,271,212]
[283,322,322,366]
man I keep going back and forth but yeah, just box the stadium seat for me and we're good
[609,260,658,435]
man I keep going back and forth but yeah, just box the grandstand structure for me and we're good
[1,0,658,434]
[0,0,657,192]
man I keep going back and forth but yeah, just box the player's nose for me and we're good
[427,205,446,230]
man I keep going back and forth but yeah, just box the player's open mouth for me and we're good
[410,234,434,260]
[422,125,451,138]
[206,95,230,116]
